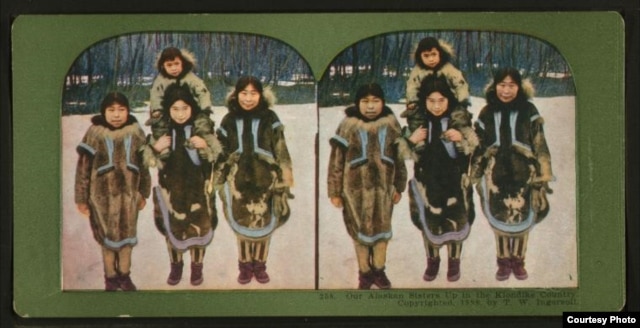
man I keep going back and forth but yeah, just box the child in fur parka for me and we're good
[146,47,215,161]
[402,79,478,282]
[327,83,407,289]
[143,83,222,287]
[401,37,471,150]
[472,68,553,281]
[216,76,294,285]
[75,92,151,291]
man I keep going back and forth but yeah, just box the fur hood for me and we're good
[155,48,196,70]
[90,114,139,131]
[413,38,456,70]
[156,48,197,79]
[343,105,395,124]
[224,85,277,114]
[484,77,535,105]
[436,39,455,60]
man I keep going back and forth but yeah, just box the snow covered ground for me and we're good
[62,95,576,291]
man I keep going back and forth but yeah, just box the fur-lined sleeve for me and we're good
[327,121,349,198]
[184,72,213,110]
[449,107,479,155]
[271,118,294,187]
[74,152,92,205]
[134,129,152,199]
[149,75,167,112]
[529,105,553,182]
[391,121,408,193]
[193,111,222,163]
[441,63,470,104]
[406,66,435,104]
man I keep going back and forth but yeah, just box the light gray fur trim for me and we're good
[155,48,197,70]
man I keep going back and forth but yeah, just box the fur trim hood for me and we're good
[155,48,196,70]
[413,38,456,70]
[484,77,535,105]
[156,48,197,79]
[344,105,395,123]
[91,114,139,131]
[224,85,277,114]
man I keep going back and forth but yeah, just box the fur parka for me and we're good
[75,115,151,250]
[406,40,469,106]
[402,105,478,245]
[142,116,222,251]
[149,49,212,112]
[473,79,553,235]
[216,88,293,241]
[327,106,408,245]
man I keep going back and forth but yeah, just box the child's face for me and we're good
[163,57,183,77]
[104,102,128,128]
[169,100,192,124]
[238,84,261,111]
[425,91,449,117]
[358,95,384,120]
[496,76,519,103]
[420,48,441,69]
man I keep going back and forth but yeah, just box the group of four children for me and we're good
[75,38,553,291]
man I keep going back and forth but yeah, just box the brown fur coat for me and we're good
[327,106,407,245]
[75,116,151,249]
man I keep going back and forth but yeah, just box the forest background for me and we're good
[62,30,574,115]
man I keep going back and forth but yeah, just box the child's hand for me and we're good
[330,197,343,208]
[393,192,402,204]
[137,193,146,211]
[408,125,427,144]
[443,129,462,142]
[153,135,171,153]
[77,203,90,218]
[407,103,417,110]
[189,136,207,149]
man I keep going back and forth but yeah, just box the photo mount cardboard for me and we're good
[11,12,624,317]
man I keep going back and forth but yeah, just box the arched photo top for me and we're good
[62,32,316,116]
[318,30,575,107]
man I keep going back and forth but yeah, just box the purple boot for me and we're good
[118,272,137,291]
[446,258,461,282]
[511,257,528,280]
[358,270,374,289]
[104,275,119,292]
[496,257,512,281]
[372,267,392,289]
[167,261,184,285]
[253,261,270,284]
[191,262,204,286]
[423,257,441,281]
[237,261,253,284]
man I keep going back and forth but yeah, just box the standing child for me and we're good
[403,79,478,282]
[217,76,294,285]
[472,68,553,281]
[402,37,470,149]
[75,92,151,291]
[143,83,222,286]
[327,83,407,289]
[147,47,215,161]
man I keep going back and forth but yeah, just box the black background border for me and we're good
[1,1,638,327]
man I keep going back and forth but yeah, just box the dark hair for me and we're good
[417,77,458,110]
[486,67,526,104]
[414,37,451,70]
[161,83,201,121]
[354,83,385,106]
[232,76,266,109]
[157,47,193,78]
[100,92,130,116]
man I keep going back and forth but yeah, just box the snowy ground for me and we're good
[62,96,576,291]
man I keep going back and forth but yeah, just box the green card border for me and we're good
[12,12,625,317]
